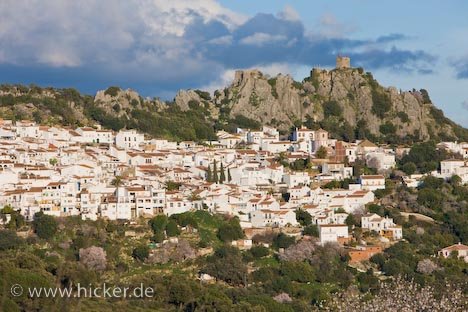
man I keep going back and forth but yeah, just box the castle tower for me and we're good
[336,55,350,69]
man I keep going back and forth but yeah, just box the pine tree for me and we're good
[213,159,218,183]
[228,168,232,182]
[206,165,212,182]
[219,162,226,184]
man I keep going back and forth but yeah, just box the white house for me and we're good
[318,224,349,244]
[438,243,468,262]
[361,213,402,240]
[115,130,145,149]
[360,175,385,191]
[250,209,298,227]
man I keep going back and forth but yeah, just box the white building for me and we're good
[115,130,145,149]
[361,213,402,240]
[318,224,349,244]
[360,175,385,191]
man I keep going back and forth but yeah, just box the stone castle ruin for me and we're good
[336,55,350,69]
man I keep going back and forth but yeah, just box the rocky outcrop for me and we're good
[208,67,464,140]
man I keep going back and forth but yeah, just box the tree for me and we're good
[329,277,466,311]
[111,176,123,187]
[345,214,359,227]
[227,168,232,182]
[165,181,181,191]
[0,230,24,250]
[217,218,243,242]
[213,159,218,183]
[278,240,316,261]
[202,246,248,285]
[151,230,165,243]
[248,245,270,258]
[132,245,149,261]
[401,162,417,175]
[295,209,312,226]
[149,215,168,233]
[79,246,107,272]
[206,165,212,182]
[450,175,462,187]
[33,212,58,239]
[323,100,343,118]
[316,146,328,159]
[303,224,319,237]
[49,158,58,166]
[416,259,439,274]
[272,233,295,249]
[219,163,226,184]
[165,220,180,237]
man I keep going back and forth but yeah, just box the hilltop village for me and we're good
[1,119,467,263]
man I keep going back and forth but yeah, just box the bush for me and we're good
[0,230,24,250]
[371,90,392,118]
[79,246,107,272]
[272,233,295,249]
[104,86,121,97]
[132,245,149,261]
[323,100,342,118]
[379,122,396,135]
[33,212,58,240]
[217,218,243,242]
[149,215,168,233]
[397,111,409,122]
[165,220,180,237]
[249,246,270,258]
[295,209,312,226]
[401,162,417,175]
[303,225,319,237]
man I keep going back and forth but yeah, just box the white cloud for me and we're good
[239,33,287,46]
[208,35,233,45]
[200,69,236,93]
[0,0,245,67]
[278,5,300,22]
[311,13,357,39]
[138,0,246,36]
[462,100,468,110]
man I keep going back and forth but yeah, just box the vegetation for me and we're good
[0,206,466,311]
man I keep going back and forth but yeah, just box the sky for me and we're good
[0,0,467,126]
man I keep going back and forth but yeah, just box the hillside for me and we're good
[1,66,467,143]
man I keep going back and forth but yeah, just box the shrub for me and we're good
[249,246,270,258]
[379,122,396,135]
[165,220,180,237]
[0,230,24,250]
[295,209,312,226]
[104,86,121,97]
[272,233,295,249]
[79,246,107,272]
[132,245,149,261]
[303,225,319,237]
[323,100,342,118]
[217,218,243,242]
[33,212,58,240]
[371,90,392,118]
[397,111,409,122]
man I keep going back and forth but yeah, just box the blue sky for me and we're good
[0,0,467,126]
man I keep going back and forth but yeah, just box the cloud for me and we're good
[0,1,436,98]
[278,5,300,22]
[452,57,468,79]
[462,100,468,111]
[239,33,287,46]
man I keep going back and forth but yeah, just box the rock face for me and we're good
[95,87,165,116]
[0,66,466,142]
[201,67,463,140]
